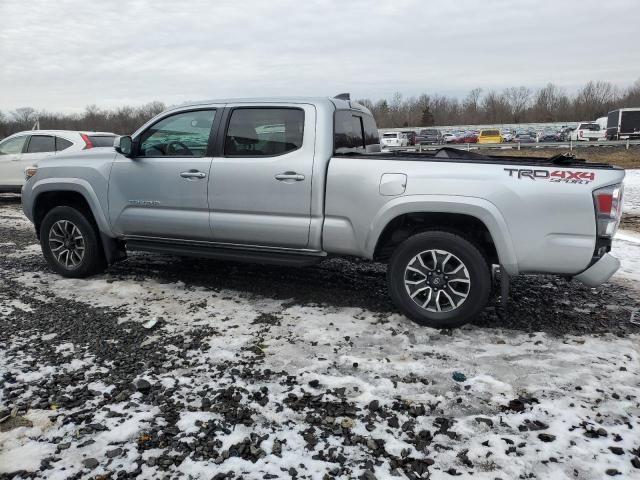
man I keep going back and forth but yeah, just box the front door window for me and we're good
[139,110,216,157]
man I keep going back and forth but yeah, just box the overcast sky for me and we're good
[1,0,638,113]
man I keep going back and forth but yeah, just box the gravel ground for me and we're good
[1,195,639,480]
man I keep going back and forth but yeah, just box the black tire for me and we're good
[387,231,491,329]
[40,206,106,278]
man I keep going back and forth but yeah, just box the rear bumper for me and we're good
[573,253,620,287]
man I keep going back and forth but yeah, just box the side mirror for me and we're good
[114,135,134,157]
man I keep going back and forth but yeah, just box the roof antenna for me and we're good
[334,93,350,100]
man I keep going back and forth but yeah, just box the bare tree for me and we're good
[574,81,619,120]
[482,91,511,124]
[462,88,483,124]
[503,86,531,123]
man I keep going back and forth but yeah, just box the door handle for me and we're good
[275,172,305,182]
[180,170,206,179]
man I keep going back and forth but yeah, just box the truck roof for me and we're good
[166,96,370,114]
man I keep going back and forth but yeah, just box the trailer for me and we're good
[606,108,640,140]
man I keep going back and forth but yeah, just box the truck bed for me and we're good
[334,147,619,169]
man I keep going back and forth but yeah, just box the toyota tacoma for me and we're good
[21,95,625,328]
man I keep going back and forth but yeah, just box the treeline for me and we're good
[1,79,640,138]
[358,79,640,128]
[0,102,166,139]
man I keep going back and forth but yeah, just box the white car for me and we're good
[0,130,116,192]
[442,133,457,143]
[380,132,408,148]
[501,131,514,142]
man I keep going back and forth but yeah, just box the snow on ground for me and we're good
[1,192,640,479]
[0,204,32,230]
[624,169,640,215]
[613,230,640,287]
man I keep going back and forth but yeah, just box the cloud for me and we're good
[0,0,638,112]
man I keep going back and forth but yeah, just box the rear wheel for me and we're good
[40,206,106,278]
[387,231,491,329]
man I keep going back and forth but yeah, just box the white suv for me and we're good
[380,132,408,148]
[0,130,116,192]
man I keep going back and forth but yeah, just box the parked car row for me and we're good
[0,130,117,193]
[378,109,640,149]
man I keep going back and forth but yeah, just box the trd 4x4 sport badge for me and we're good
[504,168,595,184]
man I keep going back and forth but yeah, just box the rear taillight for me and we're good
[593,184,624,237]
[80,133,94,149]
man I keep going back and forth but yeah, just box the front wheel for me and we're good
[387,231,491,329]
[40,206,106,278]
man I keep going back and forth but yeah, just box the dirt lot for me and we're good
[479,145,640,169]
[1,195,640,480]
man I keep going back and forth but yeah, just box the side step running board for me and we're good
[125,240,324,267]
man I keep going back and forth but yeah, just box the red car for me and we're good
[455,132,478,143]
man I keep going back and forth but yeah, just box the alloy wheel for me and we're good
[48,220,86,269]
[403,249,471,312]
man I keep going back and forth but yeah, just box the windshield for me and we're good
[481,130,500,136]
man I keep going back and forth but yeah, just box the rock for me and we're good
[106,447,122,458]
[366,439,378,450]
[360,470,376,480]
[135,379,151,394]
[340,417,354,429]
[631,457,640,469]
[308,379,320,388]
[597,427,608,437]
[452,372,466,382]
[609,446,624,455]
[475,417,493,427]
[606,469,621,476]
[538,433,556,442]
[83,458,99,469]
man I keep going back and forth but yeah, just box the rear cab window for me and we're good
[481,130,500,136]
[334,110,380,153]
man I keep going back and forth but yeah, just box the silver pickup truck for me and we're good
[21,95,626,328]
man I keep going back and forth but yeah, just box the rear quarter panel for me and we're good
[323,157,625,275]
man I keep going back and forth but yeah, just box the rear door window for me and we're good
[26,135,55,153]
[224,108,304,157]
